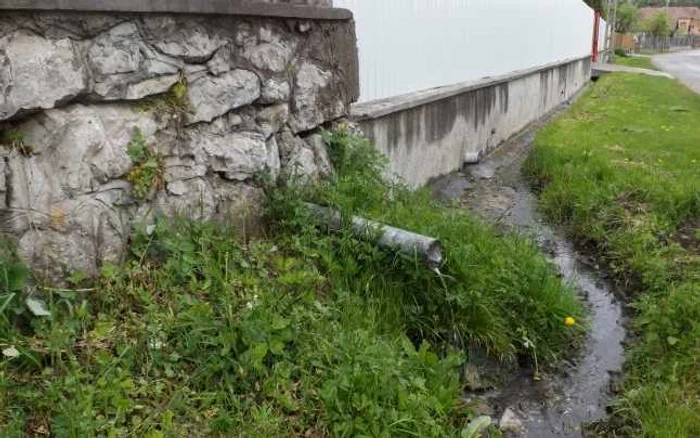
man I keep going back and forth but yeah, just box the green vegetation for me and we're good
[132,74,190,118]
[615,2,641,34]
[0,127,582,436]
[585,0,606,14]
[613,55,658,70]
[643,11,672,38]
[524,73,700,437]
[125,127,165,200]
[299,129,583,362]
[0,128,33,157]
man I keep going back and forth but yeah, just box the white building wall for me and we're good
[334,0,596,102]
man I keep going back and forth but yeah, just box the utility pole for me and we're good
[602,0,618,63]
[610,0,619,62]
[602,0,612,63]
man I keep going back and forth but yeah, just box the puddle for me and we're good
[432,124,626,437]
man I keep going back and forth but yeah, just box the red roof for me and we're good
[640,7,700,25]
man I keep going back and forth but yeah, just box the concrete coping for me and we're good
[351,55,592,120]
[0,0,353,20]
[592,63,673,79]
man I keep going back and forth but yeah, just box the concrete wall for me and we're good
[333,0,595,188]
[354,56,591,187]
[334,0,596,102]
[261,0,333,6]
[0,2,358,280]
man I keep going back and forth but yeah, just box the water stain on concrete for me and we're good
[363,82,510,154]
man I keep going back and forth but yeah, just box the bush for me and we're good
[644,11,671,38]
[272,126,583,362]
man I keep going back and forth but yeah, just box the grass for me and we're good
[125,127,165,200]
[524,73,700,437]
[612,55,658,71]
[0,127,583,437]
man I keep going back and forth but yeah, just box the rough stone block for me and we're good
[141,17,228,63]
[189,129,269,181]
[305,133,333,177]
[19,229,99,280]
[260,77,292,104]
[207,46,234,75]
[257,103,290,138]
[187,70,261,124]
[158,177,216,221]
[124,74,180,100]
[276,128,330,183]
[87,22,142,76]
[290,62,333,132]
[7,104,159,237]
[0,31,87,121]
[240,24,296,73]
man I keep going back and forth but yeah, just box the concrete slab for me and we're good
[592,63,673,79]
[352,55,592,120]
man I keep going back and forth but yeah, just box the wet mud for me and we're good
[432,116,626,437]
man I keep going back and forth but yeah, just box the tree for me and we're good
[584,0,606,13]
[644,11,672,37]
[616,2,641,33]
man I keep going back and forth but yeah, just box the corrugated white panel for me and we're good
[334,0,596,102]
[598,18,608,53]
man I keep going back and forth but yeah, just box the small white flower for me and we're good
[26,297,50,317]
[2,346,20,358]
[149,339,165,350]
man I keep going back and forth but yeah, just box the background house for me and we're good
[640,6,700,35]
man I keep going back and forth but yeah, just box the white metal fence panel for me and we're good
[598,18,607,53]
[334,0,596,102]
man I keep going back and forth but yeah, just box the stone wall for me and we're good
[0,7,358,280]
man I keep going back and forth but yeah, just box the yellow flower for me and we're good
[565,316,576,327]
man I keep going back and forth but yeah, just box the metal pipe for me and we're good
[304,203,443,268]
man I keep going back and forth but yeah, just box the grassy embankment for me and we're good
[613,55,658,71]
[0,127,582,436]
[525,73,700,437]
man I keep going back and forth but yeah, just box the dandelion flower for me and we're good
[565,316,576,327]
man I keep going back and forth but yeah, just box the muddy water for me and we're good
[432,125,626,437]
